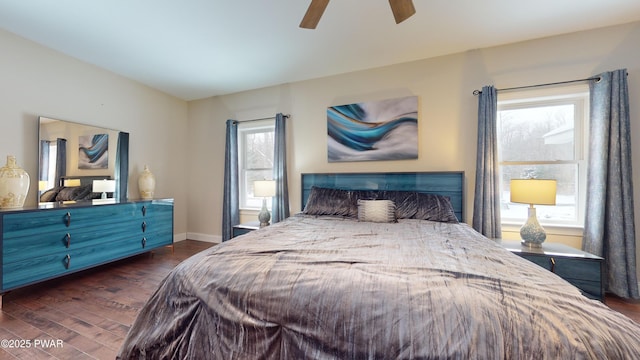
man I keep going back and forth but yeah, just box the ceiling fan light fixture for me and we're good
[389,0,416,24]
[300,0,330,29]
[299,0,416,29]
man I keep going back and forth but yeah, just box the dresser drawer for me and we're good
[2,203,139,239]
[141,228,174,250]
[140,214,173,234]
[2,236,142,290]
[517,254,601,281]
[139,201,174,218]
[2,218,142,264]
[552,257,601,282]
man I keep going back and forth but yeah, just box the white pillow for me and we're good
[357,199,396,223]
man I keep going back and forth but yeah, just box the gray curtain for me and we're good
[115,131,129,202]
[272,113,290,223]
[222,119,239,242]
[583,69,639,299]
[55,138,67,187]
[472,86,502,238]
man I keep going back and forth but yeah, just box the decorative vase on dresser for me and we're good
[0,155,30,209]
[138,165,156,200]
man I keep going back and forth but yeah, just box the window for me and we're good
[238,120,275,209]
[40,141,58,191]
[497,85,589,228]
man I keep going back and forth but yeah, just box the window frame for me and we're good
[496,84,589,230]
[238,119,275,210]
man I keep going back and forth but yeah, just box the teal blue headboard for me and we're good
[301,171,465,222]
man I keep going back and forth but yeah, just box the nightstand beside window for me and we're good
[232,221,261,238]
[499,240,605,302]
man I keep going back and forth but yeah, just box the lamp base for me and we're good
[521,239,543,248]
[520,206,546,248]
[258,197,271,227]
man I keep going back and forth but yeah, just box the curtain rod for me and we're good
[472,76,602,95]
[235,114,290,123]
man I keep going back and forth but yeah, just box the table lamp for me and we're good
[510,179,557,248]
[64,179,81,187]
[254,180,276,227]
[93,179,116,199]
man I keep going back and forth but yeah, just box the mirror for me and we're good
[38,116,129,204]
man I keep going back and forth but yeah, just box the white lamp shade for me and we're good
[64,179,81,187]
[254,180,276,197]
[93,179,116,193]
[510,179,557,205]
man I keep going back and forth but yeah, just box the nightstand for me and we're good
[232,221,261,238]
[499,240,605,302]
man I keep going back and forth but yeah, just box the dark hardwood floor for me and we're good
[0,239,638,359]
[0,240,214,359]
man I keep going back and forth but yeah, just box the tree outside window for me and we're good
[497,87,588,227]
[239,122,275,209]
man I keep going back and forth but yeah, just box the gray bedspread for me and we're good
[118,215,640,359]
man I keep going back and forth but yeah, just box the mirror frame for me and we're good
[38,116,129,203]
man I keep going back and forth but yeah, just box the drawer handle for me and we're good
[142,237,147,248]
[550,257,556,273]
[65,212,71,227]
[65,233,71,248]
[142,221,147,232]
[142,206,147,216]
[65,254,71,269]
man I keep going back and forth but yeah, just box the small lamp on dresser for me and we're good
[93,179,116,199]
[254,180,276,227]
[510,179,557,248]
[64,178,81,187]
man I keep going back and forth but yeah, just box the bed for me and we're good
[39,175,113,202]
[117,172,640,359]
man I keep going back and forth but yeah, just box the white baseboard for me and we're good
[173,232,187,242]
[186,232,222,244]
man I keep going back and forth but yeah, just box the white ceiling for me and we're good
[1,0,640,101]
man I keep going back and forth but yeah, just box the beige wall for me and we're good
[0,28,189,239]
[187,21,640,278]
[2,19,640,278]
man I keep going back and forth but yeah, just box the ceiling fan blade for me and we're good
[300,0,330,29]
[389,0,416,24]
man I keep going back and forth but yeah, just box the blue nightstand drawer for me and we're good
[501,240,604,302]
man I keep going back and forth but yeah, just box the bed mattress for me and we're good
[118,215,640,359]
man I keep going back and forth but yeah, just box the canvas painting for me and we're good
[327,96,418,162]
[78,134,109,169]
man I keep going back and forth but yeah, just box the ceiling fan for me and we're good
[300,0,416,29]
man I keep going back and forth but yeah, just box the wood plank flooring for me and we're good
[0,239,638,359]
[0,240,214,359]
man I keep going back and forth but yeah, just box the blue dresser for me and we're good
[0,199,173,295]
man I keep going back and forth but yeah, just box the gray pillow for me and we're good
[302,186,458,223]
[55,184,92,201]
[359,190,458,223]
[413,192,459,223]
[378,190,418,219]
[40,186,61,202]
[302,187,357,217]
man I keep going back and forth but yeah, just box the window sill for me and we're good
[501,222,584,237]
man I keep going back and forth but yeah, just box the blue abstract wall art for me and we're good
[78,133,109,169]
[327,96,418,162]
